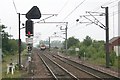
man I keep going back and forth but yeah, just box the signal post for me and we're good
[25,19,33,74]
[25,6,41,74]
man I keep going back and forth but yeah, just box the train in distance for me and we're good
[40,44,46,50]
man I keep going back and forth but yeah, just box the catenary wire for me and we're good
[68,0,120,37]
[57,0,70,15]
[36,0,70,38]
[62,0,86,21]
[12,0,18,14]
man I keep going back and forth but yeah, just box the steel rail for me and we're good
[52,55,102,80]
[56,54,120,80]
[37,53,58,80]
[42,53,79,80]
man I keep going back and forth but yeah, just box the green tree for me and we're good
[86,45,97,58]
[64,36,79,49]
[79,38,105,60]
[1,25,9,54]
[8,39,18,54]
[92,40,105,51]
[1,24,26,55]
[110,51,116,66]
[79,42,86,57]
[21,42,26,51]
[83,36,92,46]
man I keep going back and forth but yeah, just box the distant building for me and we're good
[109,36,120,56]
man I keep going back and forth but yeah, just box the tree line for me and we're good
[0,24,26,56]
[63,36,117,66]
[36,33,117,66]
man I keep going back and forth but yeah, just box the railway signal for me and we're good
[28,46,32,51]
[26,6,41,19]
[25,19,34,36]
[17,6,41,70]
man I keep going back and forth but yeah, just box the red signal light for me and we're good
[28,31,31,35]
[25,19,33,36]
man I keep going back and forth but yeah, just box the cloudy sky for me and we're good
[0,0,119,45]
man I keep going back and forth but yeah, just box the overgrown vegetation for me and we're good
[2,49,28,78]
[1,24,27,79]
[63,36,118,68]
[0,25,26,59]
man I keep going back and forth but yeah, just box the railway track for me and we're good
[45,53,101,79]
[29,49,52,78]
[37,52,78,80]
[33,49,119,80]
[51,53,120,80]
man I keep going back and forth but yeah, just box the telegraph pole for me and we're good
[49,37,51,51]
[101,6,110,68]
[65,22,68,53]
[18,13,26,70]
[104,7,110,68]
[77,7,110,68]
[18,13,21,70]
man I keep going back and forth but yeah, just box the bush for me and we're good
[110,51,116,66]
[68,50,76,55]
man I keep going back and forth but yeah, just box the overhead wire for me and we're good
[92,0,119,12]
[57,0,70,15]
[80,0,120,23]
[58,0,87,37]
[55,0,86,28]
[68,0,112,30]
[102,0,120,6]
[113,5,115,37]
[64,0,120,40]
[66,0,105,36]
[12,0,18,14]
[62,0,86,21]
[42,0,70,38]
[68,0,120,37]
[41,0,118,39]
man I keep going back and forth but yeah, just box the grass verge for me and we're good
[2,49,28,79]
